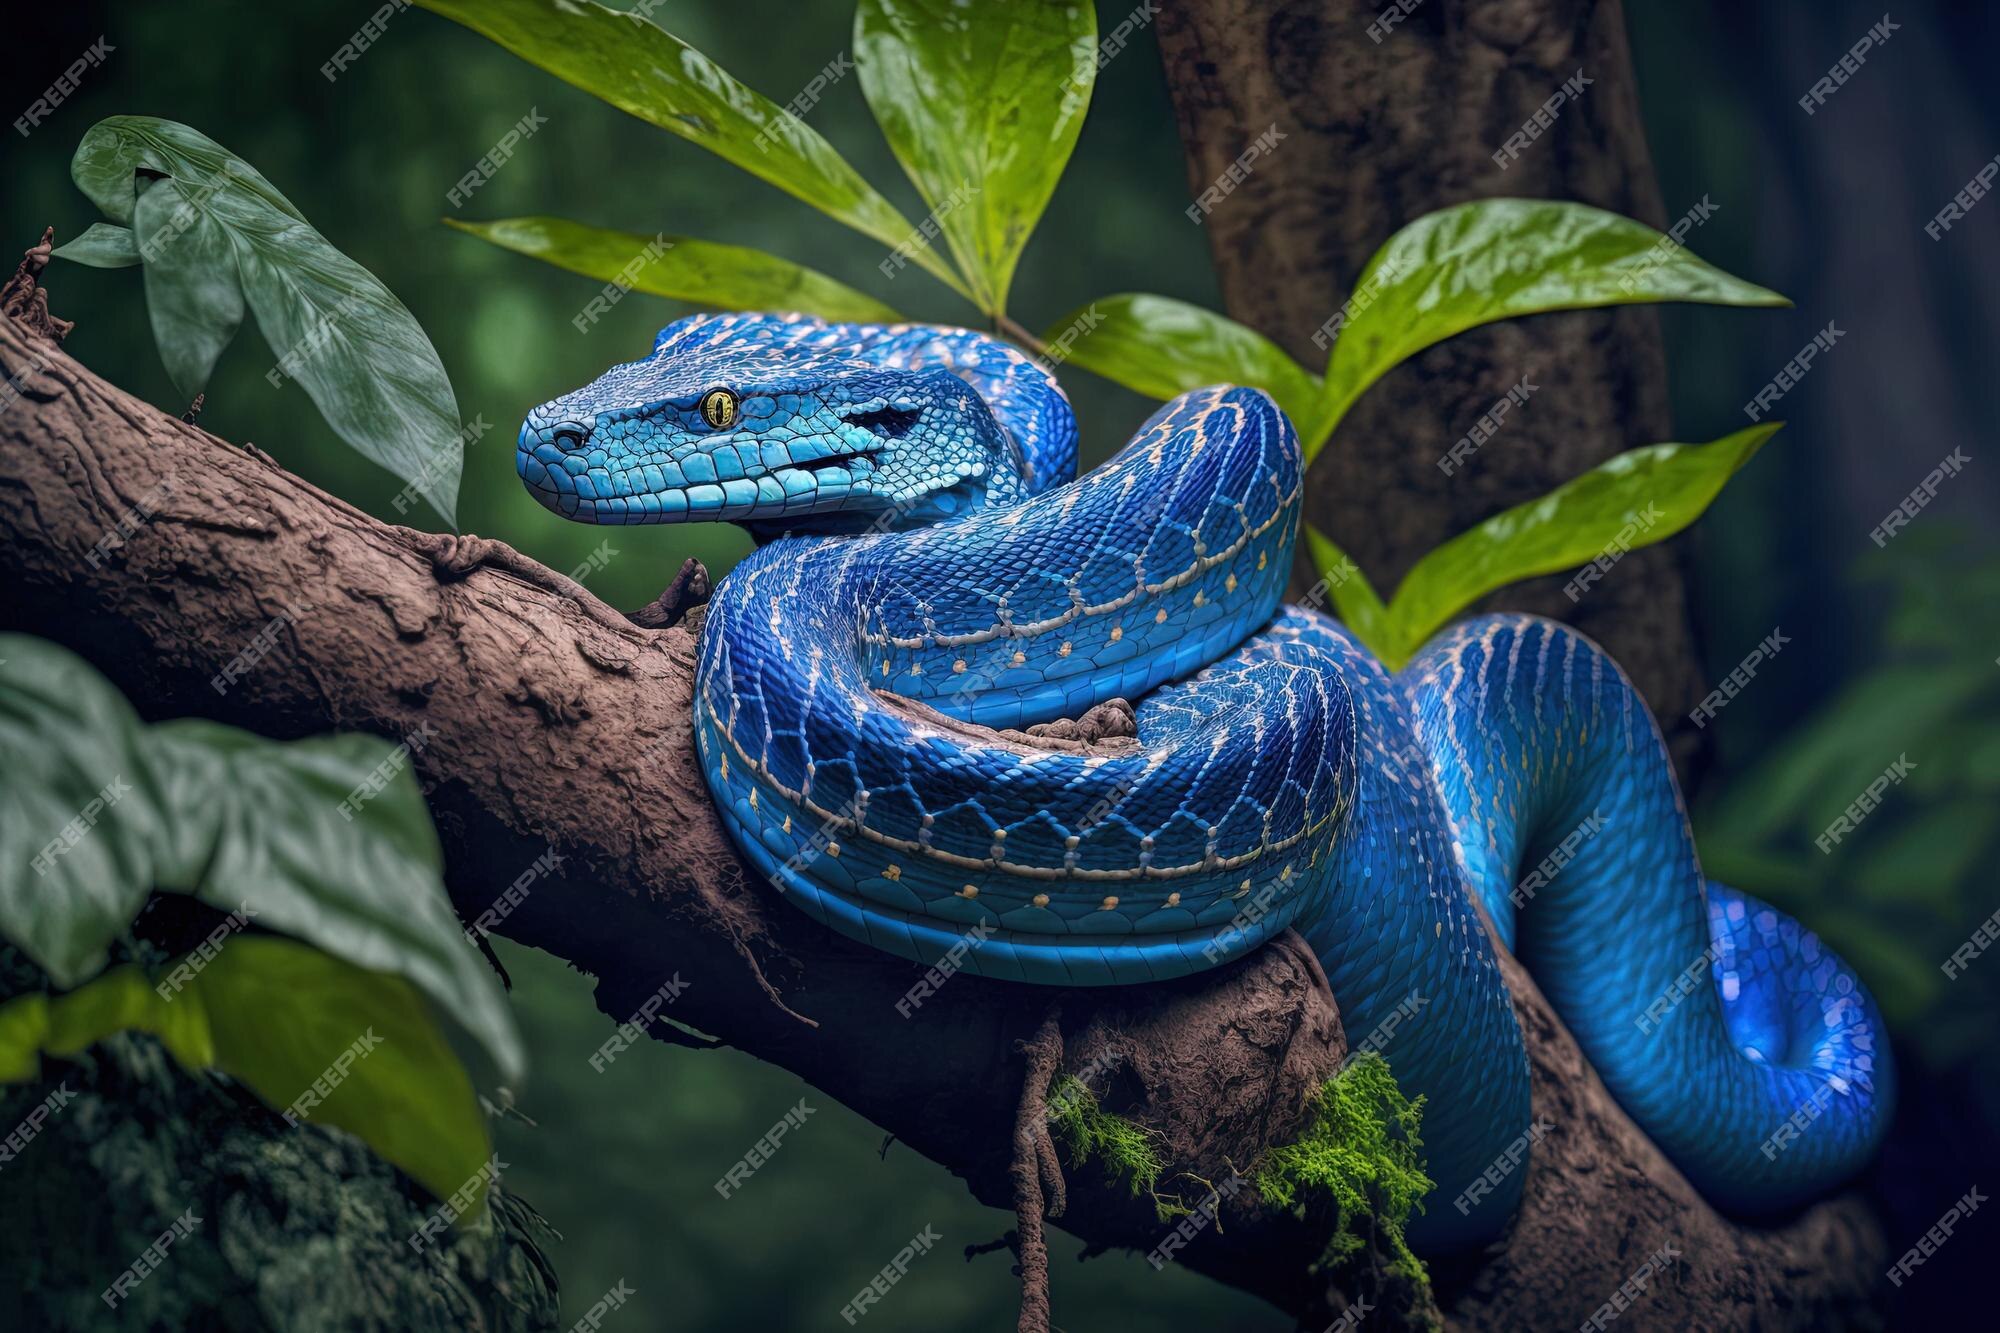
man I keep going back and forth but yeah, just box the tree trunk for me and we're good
[0,245,1887,1325]
[1155,0,1714,785]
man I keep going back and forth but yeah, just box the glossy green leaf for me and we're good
[0,636,523,1083]
[417,0,971,300]
[1313,200,1790,458]
[66,116,466,525]
[1302,526,1393,659]
[1382,424,1780,667]
[0,939,493,1215]
[134,177,247,399]
[1040,294,1322,428]
[447,216,901,323]
[50,222,140,268]
[855,0,1096,314]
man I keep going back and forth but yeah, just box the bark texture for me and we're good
[1156,0,1716,783]
[0,273,1888,1327]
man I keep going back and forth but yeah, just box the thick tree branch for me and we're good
[0,283,1885,1327]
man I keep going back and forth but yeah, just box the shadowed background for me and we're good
[6,1,1996,1327]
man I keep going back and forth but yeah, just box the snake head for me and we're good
[519,320,1027,535]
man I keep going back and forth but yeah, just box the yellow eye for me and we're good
[699,388,739,429]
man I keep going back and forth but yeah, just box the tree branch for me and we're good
[0,270,1886,1327]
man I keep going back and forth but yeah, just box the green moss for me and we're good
[1252,1053,1434,1290]
[1045,1073,1173,1210]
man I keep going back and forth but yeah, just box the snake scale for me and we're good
[520,313,1891,1250]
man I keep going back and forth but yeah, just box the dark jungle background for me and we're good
[7,1,1997,1328]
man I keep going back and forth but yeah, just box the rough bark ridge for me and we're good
[1156,0,1715,783]
[0,280,1885,1326]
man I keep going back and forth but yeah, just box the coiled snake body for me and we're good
[521,313,1891,1249]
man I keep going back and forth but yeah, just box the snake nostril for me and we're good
[550,423,589,451]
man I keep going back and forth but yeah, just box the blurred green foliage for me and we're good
[1695,528,2000,1073]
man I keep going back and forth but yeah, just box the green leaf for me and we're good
[0,635,166,986]
[854,0,1096,315]
[1302,526,1394,659]
[446,216,901,323]
[1313,199,1790,459]
[134,177,247,399]
[0,939,494,1216]
[1040,294,1322,428]
[1381,424,1780,667]
[144,721,525,1085]
[416,0,972,301]
[50,222,141,268]
[67,116,465,525]
[0,635,523,1084]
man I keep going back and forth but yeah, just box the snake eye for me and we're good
[699,387,739,429]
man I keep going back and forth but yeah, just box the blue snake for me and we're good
[519,313,1891,1250]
